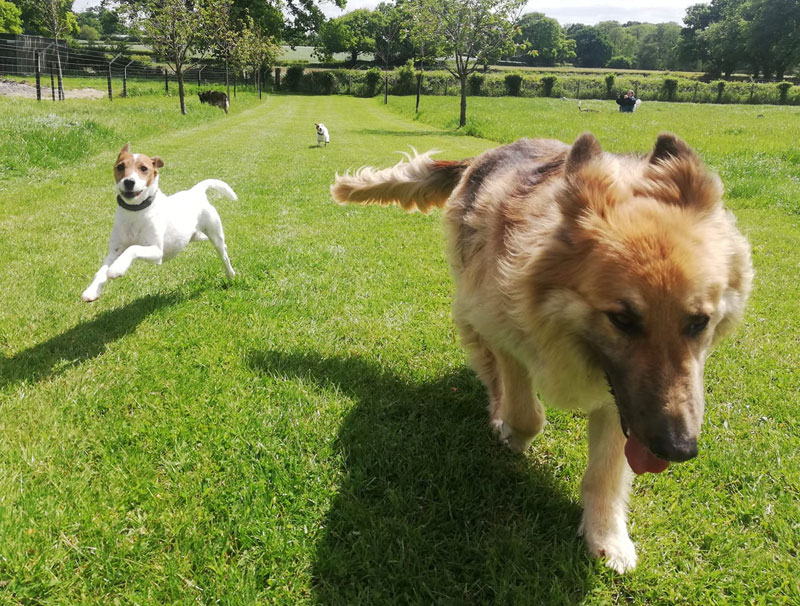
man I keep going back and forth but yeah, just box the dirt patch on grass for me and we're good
[0,78,105,99]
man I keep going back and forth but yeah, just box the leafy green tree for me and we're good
[0,0,23,34]
[76,5,125,37]
[314,9,377,65]
[636,22,681,70]
[125,0,237,114]
[744,0,800,79]
[513,12,574,66]
[411,0,524,127]
[595,20,638,61]
[570,25,613,67]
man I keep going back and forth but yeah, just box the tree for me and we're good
[230,15,279,94]
[745,0,800,79]
[314,9,377,65]
[513,12,574,66]
[636,22,681,70]
[125,0,229,114]
[0,0,23,33]
[570,26,613,67]
[411,0,524,127]
[595,20,637,62]
[40,0,78,100]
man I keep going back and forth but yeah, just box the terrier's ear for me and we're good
[151,156,164,169]
[118,142,131,159]
[565,132,602,175]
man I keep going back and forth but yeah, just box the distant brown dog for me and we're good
[198,90,229,113]
[331,133,753,572]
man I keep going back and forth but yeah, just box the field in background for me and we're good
[0,92,798,604]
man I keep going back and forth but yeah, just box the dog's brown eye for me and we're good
[687,314,710,336]
[140,166,148,173]
[607,311,639,334]
[115,164,124,172]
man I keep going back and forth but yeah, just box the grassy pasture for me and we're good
[0,91,798,604]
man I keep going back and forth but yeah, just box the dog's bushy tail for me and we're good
[331,150,469,213]
[192,179,238,201]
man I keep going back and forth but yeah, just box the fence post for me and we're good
[750,83,755,103]
[693,83,698,102]
[198,66,203,86]
[35,51,41,101]
[49,62,55,101]
[164,68,169,93]
[576,80,581,99]
[107,53,121,101]
[274,67,281,90]
[123,60,133,98]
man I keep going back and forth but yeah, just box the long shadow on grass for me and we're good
[355,128,466,138]
[0,293,188,386]
[249,350,593,605]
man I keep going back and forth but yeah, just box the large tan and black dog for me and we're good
[331,133,753,572]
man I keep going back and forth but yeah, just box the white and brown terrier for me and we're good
[315,123,330,146]
[81,143,237,302]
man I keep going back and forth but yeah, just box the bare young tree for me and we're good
[411,0,524,127]
[39,0,77,100]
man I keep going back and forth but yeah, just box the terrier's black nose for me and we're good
[123,178,135,190]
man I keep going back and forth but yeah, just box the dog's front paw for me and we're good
[491,419,534,454]
[81,288,100,302]
[579,522,638,573]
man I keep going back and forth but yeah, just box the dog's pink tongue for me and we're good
[625,434,670,474]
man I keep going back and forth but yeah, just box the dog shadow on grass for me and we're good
[249,350,595,605]
[0,292,190,386]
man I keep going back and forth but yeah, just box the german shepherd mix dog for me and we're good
[198,90,229,113]
[331,133,753,572]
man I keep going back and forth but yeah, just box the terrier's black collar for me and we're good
[117,194,155,211]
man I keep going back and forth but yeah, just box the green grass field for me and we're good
[0,90,798,605]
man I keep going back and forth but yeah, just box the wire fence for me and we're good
[1,34,232,101]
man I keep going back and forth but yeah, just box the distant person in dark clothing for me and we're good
[616,89,638,112]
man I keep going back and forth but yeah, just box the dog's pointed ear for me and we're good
[118,142,131,159]
[151,156,164,169]
[565,133,602,175]
[638,133,722,210]
[649,133,699,165]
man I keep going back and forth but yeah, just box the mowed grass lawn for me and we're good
[0,91,798,604]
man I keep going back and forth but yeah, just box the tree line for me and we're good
[1,0,797,122]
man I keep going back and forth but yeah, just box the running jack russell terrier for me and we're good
[81,143,237,302]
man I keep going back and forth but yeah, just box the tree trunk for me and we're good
[459,73,467,128]
[54,43,65,100]
[177,65,186,115]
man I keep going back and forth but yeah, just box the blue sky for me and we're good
[72,0,698,27]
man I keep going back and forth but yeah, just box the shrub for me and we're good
[504,73,523,96]
[541,75,557,97]
[468,73,485,96]
[662,78,678,101]
[777,81,792,104]
[604,73,616,98]
[393,62,417,95]
[285,65,304,92]
[309,70,337,94]
[607,56,632,69]
[363,67,382,97]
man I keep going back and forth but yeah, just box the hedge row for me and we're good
[275,65,800,106]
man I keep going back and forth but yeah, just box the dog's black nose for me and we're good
[649,435,698,463]
[123,178,135,190]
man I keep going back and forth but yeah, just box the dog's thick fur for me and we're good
[82,143,237,302]
[331,133,753,572]
[198,90,229,113]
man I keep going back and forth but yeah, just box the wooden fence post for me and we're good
[34,51,41,101]
[49,62,55,101]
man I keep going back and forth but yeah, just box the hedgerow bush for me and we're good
[268,66,800,106]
